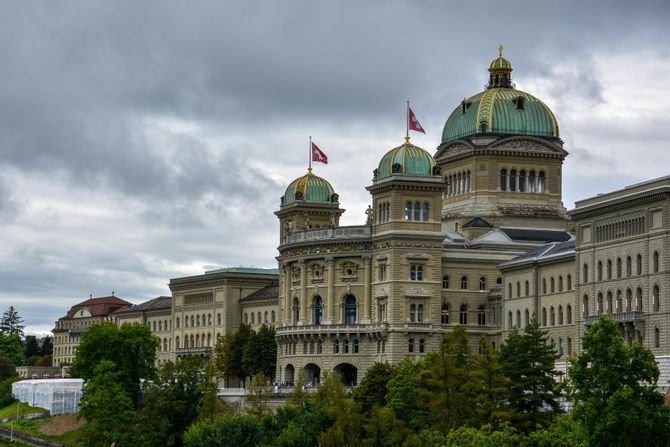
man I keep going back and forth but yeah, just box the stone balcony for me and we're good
[276,322,388,339]
[284,225,371,244]
[584,311,645,325]
[176,346,213,355]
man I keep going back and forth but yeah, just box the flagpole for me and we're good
[406,100,410,143]
[308,136,312,172]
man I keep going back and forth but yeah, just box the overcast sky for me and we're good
[1,1,668,335]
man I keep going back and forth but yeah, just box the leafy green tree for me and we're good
[443,423,523,447]
[23,335,40,364]
[385,358,423,429]
[71,322,158,406]
[40,335,53,356]
[501,318,561,431]
[565,315,670,446]
[243,325,276,379]
[471,338,513,427]
[214,324,252,386]
[352,362,395,414]
[0,353,17,380]
[0,333,24,366]
[0,306,24,337]
[0,376,19,407]
[361,406,411,447]
[245,373,272,417]
[183,414,262,447]
[314,372,365,447]
[79,360,136,447]
[135,356,212,447]
[197,362,227,422]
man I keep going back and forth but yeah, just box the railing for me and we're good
[584,311,644,325]
[285,225,371,244]
[276,323,388,337]
[176,347,212,355]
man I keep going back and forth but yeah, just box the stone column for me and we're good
[283,264,291,324]
[299,261,307,325]
[326,257,335,324]
[363,255,372,323]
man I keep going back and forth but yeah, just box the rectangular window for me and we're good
[379,264,386,281]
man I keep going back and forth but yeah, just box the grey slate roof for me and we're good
[240,284,279,302]
[500,227,572,243]
[119,296,172,313]
[500,239,575,267]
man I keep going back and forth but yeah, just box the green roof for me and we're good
[441,88,559,143]
[376,142,435,180]
[205,267,279,275]
[282,170,336,205]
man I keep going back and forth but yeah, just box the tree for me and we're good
[471,338,513,427]
[183,414,262,447]
[242,324,276,379]
[0,333,24,366]
[214,324,252,386]
[501,318,561,431]
[352,362,395,414]
[40,335,53,356]
[565,315,670,446]
[78,360,136,447]
[24,335,40,364]
[0,353,17,381]
[386,358,423,430]
[0,306,24,338]
[71,322,158,406]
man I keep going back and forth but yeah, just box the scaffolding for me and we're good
[11,379,84,415]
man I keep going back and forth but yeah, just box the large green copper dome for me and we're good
[376,141,436,180]
[441,50,559,144]
[282,170,337,205]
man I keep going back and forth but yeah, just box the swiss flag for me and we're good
[311,142,328,164]
[408,107,426,134]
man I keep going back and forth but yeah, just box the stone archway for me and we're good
[284,364,295,385]
[334,363,357,386]
[304,363,321,386]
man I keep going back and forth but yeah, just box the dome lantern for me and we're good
[281,170,337,206]
[488,45,513,89]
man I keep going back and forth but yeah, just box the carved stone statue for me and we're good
[365,205,374,224]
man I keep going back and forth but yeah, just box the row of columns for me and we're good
[283,256,372,325]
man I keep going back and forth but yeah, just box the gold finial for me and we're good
[498,44,503,57]
[307,167,313,173]
[405,136,410,144]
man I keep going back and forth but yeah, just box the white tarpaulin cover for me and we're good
[11,379,84,415]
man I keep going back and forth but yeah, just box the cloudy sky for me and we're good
[1,1,668,334]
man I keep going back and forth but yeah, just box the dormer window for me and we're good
[514,96,525,110]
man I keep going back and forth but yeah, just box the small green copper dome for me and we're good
[282,170,337,205]
[441,50,559,144]
[376,141,436,180]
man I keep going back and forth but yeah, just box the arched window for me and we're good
[343,339,349,353]
[542,307,547,326]
[257,312,261,324]
[606,291,613,314]
[314,296,323,325]
[480,277,487,291]
[636,288,643,311]
[292,298,300,323]
[500,169,507,191]
[558,305,564,325]
[244,313,248,324]
[208,314,212,325]
[344,295,357,324]
[191,315,195,327]
[626,256,632,277]
[410,304,417,322]
[334,339,339,353]
[417,304,424,323]
[567,304,572,324]
[654,251,660,273]
[558,276,563,292]
[515,309,520,327]
[538,171,545,192]
[509,169,517,192]
[616,258,622,278]
[412,201,420,221]
[353,339,359,353]
[597,261,603,281]
[524,309,530,327]
[441,304,450,324]
[419,338,425,353]
[250,313,255,324]
[271,311,275,323]
[442,275,449,289]
[408,338,414,353]
[264,311,268,323]
[516,282,521,297]
[655,328,661,348]
[528,170,536,192]
[607,260,612,279]
[217,313,222,325]
[508,283,513,298]
[519,170,526,192]
[461,276,468,289]
[422,202,429,221]
[583,264,589,283]
[616,290,623,313]
[583,295,589,317]
[176,317,180,329]
[550,277,555,293]
[508,311,513,329]
[567,274,572,290]
[479,306,486,325]
[626,289,632,312]
[175,336,180,349]
[550,306,555,326]
[459,304,468,325]
[542,278,547,294]
[637,254,643,275]
[405,201,412,220]
[567,337,573,355]
[653,285,660,312]
[525,281,530,296]
[597,293,603,315]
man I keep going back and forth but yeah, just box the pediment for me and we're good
[490,136,566,155]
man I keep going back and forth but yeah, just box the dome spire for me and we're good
[488,45,513,89]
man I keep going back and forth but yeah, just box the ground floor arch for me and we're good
[284,364,295,385]
[334,363,357,386]
[304,363,321,386]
